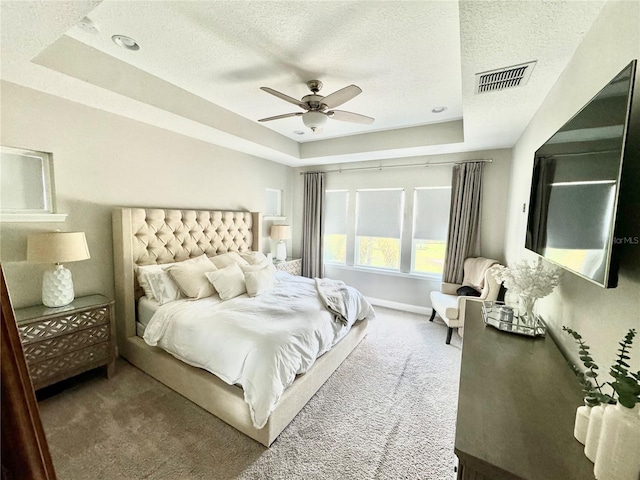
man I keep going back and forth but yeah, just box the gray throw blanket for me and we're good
[315,278,350,326]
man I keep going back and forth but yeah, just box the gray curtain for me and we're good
[301,172,325,278]
[442,162,484,284]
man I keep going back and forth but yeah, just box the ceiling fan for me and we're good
[258,80,374,133]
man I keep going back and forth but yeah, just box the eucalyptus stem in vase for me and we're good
[563,327,615,406]
[608,329,640,408]
[594,328,639,480]
[564,327,640,479]
[563,326,612,447]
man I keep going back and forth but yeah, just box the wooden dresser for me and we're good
[455,302,595,480]
[15,294,116,390]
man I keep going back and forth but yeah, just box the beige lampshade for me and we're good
[270,225,291,241]
[27,232,90,264]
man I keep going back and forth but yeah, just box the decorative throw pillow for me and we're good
[137,263,174,300]
[164,260,218,299]
[240,251,268,265]
[209,251,250,269]
[136,255,210,301]
[456,285,481,297]
[205,263,247,300]
[241,261,276,297]
[145,270,183,305]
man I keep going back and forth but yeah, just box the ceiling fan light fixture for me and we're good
[302,111,327,132]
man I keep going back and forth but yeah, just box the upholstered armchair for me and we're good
[429,257,502,344]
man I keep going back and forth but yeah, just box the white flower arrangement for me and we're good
[491,257,562,300]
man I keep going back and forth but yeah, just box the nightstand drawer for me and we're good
[274,258,302,275]
[22,323,110,363]
[18,306,110,344]
[15,294,116,390]
[28,342,110,387]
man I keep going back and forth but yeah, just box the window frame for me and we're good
[354,188,405,272]
[0,146,66,223]
[410,186,452,276]
[323,189,349,265]
[264,188,283,219]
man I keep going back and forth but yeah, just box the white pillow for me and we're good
[205,263,247,300]
[241,261,276,297]
[240,251,268,265]
[210,251,250,269]
[145,270,183,305]
[137,263,175,300]
[136,255,212,300]
[137,261,184,300]
[165,261,218,299]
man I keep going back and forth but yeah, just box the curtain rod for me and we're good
[299,158,493,175]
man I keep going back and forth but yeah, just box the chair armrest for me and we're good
[479,267,502,301]
[441,282,462,295]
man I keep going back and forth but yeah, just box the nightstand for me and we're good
[274,258,302,275]
[15,294,116,390]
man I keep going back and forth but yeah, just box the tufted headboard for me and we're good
[112,208,261,347]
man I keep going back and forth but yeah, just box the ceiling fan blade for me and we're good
[260,87,307,109]
[328,110,375,125]
[258,112,303,122]
[322,85,362,109]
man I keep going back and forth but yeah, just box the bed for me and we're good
[112,207,372,446]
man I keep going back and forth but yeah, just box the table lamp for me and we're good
[27,232,90,307]
[270,225,291,262]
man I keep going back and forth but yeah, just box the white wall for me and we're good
[292,149,512,311]
[503,0,640,377]
[0,81,293,308]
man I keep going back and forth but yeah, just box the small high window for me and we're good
[0,146,66,222]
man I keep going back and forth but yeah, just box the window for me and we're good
[355,189,404,270]
[323,190,348,264]
[412,187,451,275]
[1,146,55,214]
[264,188,282,218]
[0,146,66,222]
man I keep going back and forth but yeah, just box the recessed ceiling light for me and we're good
[112,35,140,51]
[432,106,447,113]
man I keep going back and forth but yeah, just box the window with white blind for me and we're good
[1,146,54,214]
[412,187,451,275]
[355,188,404,270]
[324,190,348,264]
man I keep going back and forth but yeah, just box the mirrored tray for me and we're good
[482,301,546,337]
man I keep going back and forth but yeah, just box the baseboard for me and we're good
[366,297,432,316]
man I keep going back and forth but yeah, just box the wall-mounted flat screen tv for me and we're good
[525,60,637,288]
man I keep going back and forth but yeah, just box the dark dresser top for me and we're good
[455,302,595,480]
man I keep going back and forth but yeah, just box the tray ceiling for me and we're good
[0,0,606,166]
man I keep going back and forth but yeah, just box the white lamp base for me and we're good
[275,241,287,262]
[42,264,75,307]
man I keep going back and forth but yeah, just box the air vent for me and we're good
[475,61,536,94]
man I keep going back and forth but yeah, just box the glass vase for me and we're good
[518,295,537,324]
[593,403,640,480]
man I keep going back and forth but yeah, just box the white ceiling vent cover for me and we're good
[475,61,537,94]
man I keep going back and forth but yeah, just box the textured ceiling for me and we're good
[0,0,607,166]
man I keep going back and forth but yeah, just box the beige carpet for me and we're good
[38,306,462,480]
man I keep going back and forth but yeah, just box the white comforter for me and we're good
[143,273,374,428]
